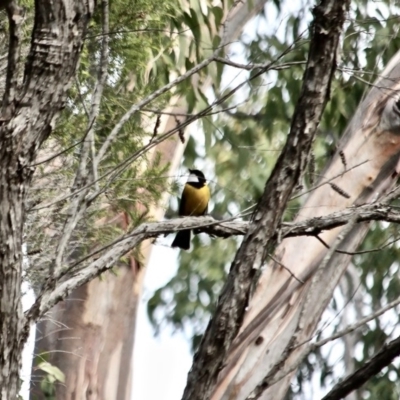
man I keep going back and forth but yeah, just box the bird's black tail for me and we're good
[171,230,191,250]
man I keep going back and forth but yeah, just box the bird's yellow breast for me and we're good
[180,184,210,216]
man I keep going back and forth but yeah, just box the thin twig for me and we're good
[290,160,369,201]
[53,0,110,274]
[315,234,400,256]
[213,57,307,71]
[95,54,217,163]
[268,254,304,284]
[321,334,400,400]
[96,33,300,164]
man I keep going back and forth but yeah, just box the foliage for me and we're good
[25,0,178,289]
[37,361,65,399]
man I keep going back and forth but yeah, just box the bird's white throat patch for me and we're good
[187,173,199,183]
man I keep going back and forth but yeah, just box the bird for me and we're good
[171,169,210,250]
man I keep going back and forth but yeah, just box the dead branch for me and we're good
[21,199,400,343]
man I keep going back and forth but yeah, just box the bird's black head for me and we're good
[188,169,206,185]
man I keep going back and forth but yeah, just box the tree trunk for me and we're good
[0,143,25,400]
[0,1,94,399]
[32,263,143,400]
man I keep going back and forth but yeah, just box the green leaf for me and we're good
[37,361,65,383]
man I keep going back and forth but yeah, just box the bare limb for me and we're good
[95,53,216,163]
[267,254,304,284]
[290,160,369,201]
[315,234,400,256]
[52,203,400,274]
[95,26,300,164]
[213,57,307,71]
[312,295,400,351]
[321,334,400,400]
[21,200,400,334]
[89,0,109,186]
[32,47,293,213]
[141,104,239,117]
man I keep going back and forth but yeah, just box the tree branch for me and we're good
[312,295,400,351]
[53,0,110,275]
[181,1,350,398]
[213,57,307,71]
[321,334,400,400]
[22,201,400,333]
[95,21,299,165]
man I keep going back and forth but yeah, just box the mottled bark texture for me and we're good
[0,1,94,398]
[181,1,351,399]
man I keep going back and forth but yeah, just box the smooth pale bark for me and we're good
[32,259,143,399]
[211,39,400,400]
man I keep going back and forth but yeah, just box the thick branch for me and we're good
[181,2,350,399]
